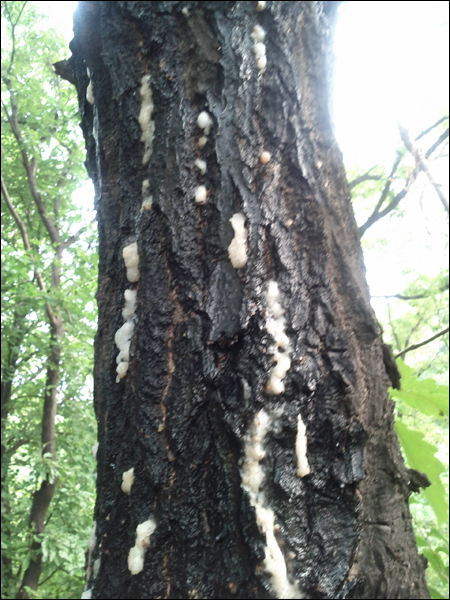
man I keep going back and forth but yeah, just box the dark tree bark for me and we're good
[70,2,429,598]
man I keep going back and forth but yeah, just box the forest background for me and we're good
[1,1,448,599]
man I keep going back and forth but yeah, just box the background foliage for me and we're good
[1,2,97,598]
[1,2,448,599]
[349,113,449,599]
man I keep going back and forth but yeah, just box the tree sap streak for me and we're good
[70,2,430,598]
[265,281,291,395]
[139,74,155,165]
[128,519,157,576]
[295,415,310,478]
[121,467,135,495]
[115,286,137,383]
[241,410,303,599]
[228,212,248,269]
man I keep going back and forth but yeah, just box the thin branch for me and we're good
[358,117,449,236]
[403,316,424,351]
[37,568,59,587]
[1,175,59,329]
[60,218,96,251]
[2,1,28,78]
[398,123,449,214]
[348,171,382,190]
[2,88,61,245]
[415,115,448,142]
[425,127,449,159]
[6,437,28,455]
[372,283,449,300]
[395,327,450,360]
[1,175,47,294]
[359,162,419,236]
[387,303,401,353]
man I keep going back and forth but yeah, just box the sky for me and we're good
[40,0,449,302]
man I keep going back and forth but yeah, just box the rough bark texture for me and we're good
[70,2,429,598]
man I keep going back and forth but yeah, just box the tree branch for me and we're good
[387,303,402,354]
[371,283,449,300]
[403,316,424,351]
[357,117,449,237]
[1,90,61,245]
[348,170,382,190]
[1,175,60,329]
[2,1,29,78]
[425,127,449,159]
[358,162,419,236]
[1,175,47,293]
[398,123,449,214]
[415,115,448,141]
[395,327,450,360]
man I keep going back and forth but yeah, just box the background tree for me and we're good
[69,2,431,598]
[1,2,97,598]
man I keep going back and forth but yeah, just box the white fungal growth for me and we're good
[198,135,208,149]
[241,409,270,495]
[91,442,99,459]
[265,281,291,395]
[197,111,213,135]
[254,42,266,60]
[141,179,153,211]
[295,415,310,477]
[194,158,207,175]
[139,74,155,165]
[122,289,137,321]
[227,212,248,269]
[253,40,267,72]
[251,25,266,43]
[256,55,267,72]
[257,0,267,10]
[121,467,135,495]
[87,522,97,554]
[260,151,271,165]
[116,361,129,380]
[115,320,134,383]
[194,185,208,205]
[81,590,92,600]
[92,558,101,579]
[115,266,138,383]
[141,197,153,211]
[241,411,303,599]
[128,518,157,575]
[86,68,94,104]
[122,242,140,283]
[86,81,94,104]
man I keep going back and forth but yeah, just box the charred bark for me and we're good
[70,2,429,598]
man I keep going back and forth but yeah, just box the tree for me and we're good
[69,2,430,598]
[1,3,97,598]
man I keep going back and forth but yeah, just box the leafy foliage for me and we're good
[1,2,97,598]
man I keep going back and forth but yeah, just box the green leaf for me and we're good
[395,421,448,524]
[428,587,447,600]
[391,360,449,417]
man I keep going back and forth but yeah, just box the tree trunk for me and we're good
[70,2,429,598]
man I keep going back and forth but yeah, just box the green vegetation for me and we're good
[1,2,448,599]
[350,115,449,599]
[1,2,97,598]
